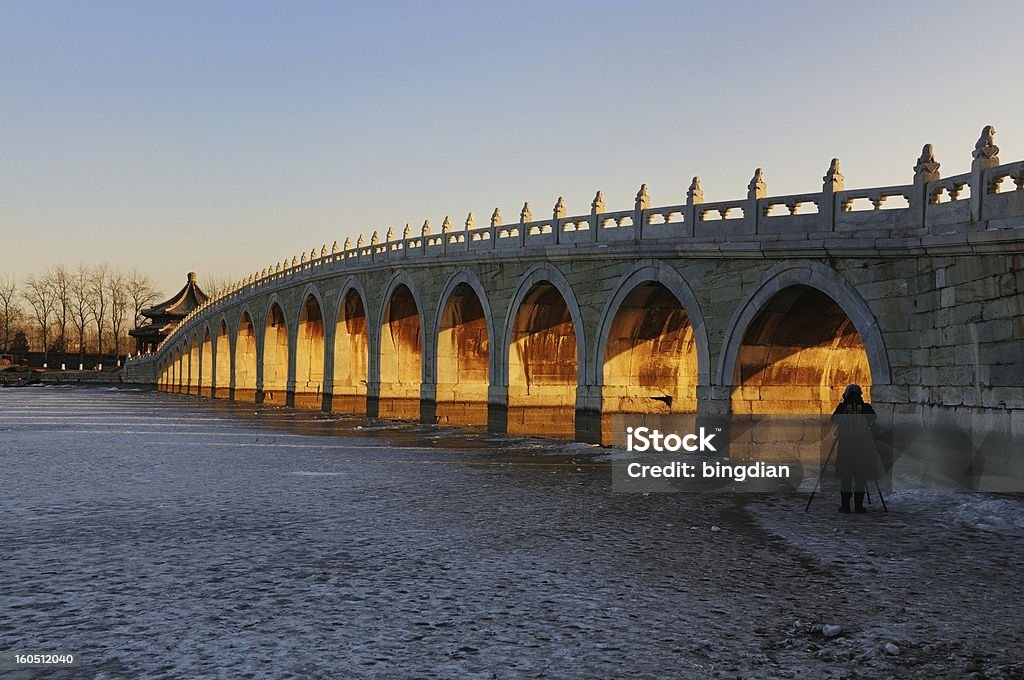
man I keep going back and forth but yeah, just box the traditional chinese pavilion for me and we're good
[129,272,208,354]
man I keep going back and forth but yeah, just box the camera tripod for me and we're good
[805,436,888,512]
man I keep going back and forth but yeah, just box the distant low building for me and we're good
[129,272,208,354]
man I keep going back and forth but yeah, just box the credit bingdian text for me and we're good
[624,427,791,482]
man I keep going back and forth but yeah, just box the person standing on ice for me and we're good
[830,384,878,514]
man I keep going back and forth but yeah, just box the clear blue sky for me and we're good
[2,0,1022,297]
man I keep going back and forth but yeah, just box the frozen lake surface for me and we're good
[1,387,1022,679]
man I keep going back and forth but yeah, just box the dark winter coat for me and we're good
[830,400,879,479]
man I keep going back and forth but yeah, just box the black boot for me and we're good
[854,492,866,513]
[839,492,852,513]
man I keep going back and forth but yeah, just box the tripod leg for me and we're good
[804,476,821,513]
[805,439,837,512]
[875,479,888,512]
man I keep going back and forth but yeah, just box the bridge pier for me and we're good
[420,383,437,425]
[366,381,380,418]
[696,385,732,417]
[575,384,603,444]
[487,385,508,435]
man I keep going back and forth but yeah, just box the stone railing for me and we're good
[134,125,1022,357]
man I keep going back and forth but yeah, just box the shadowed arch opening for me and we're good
[508,281,578,437]
[295,295,326,410]
[200,329,213,397]
[234,312,257,402]
[214,321,230,398]
[332,289,369,413]
[262,303,289,403]
[601,281,698,441]
[733,285,871,415]
[379,284,422,420]
[188,338,199,395]
[436,283,490,426]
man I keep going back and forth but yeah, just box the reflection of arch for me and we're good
[234,308,258,401]
[332,278,369,413]
[214,317,230,398]
[594,260,710,387]
[434,269,494,426]
[718,261,891,388]
[262,298,289,402]
[377,273,424,420]
[503,264,583,437]
[294,287,326,410]
[499,263,585,387]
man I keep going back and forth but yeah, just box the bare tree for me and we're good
[48,265,72,354]
[21,274,56,361]
[108,270,129,359]
[70,264,92,366]
[0,274,19,352]
[126,269,160,328]
[87,264,110,359]
[200,273,232,299]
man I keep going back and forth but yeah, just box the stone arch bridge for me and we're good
[126,127,1024,445]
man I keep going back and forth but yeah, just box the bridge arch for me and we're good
[213,317,231,398]
[376,272,425,420]
[433,268,495,426]
[233,307,258,402]
[174,343,182,392]
[594,261,710,440]
[200,325,213,397]
[170,348,179,392]
[502,263,585,437]
[261,297,290,403]
[188,333,200,395]
[331,277,370,414]
[719,261,891,414]
[294,284,327,410]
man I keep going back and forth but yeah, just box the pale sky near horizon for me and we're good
[2,1,1022,298]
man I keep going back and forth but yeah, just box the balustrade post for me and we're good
[821,158,844,231]
[553,197,566,245]
[912,144,940,231]
[685,177,702,237]
[590,191,603,242]
[748,169,767,233]
[634,184,649,242]
[970,125,999,223]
